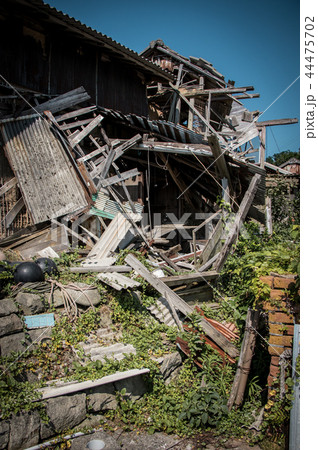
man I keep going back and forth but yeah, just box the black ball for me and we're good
[14,262,45,283]
[35,258,58,276]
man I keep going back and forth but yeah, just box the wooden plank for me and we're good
[0,177,17,197]
[161,270,219,287]
[125,254,239,358]
[113,134,143,161]
[55,106,97,122]
[69,115,104,148]
[199,218,223,266]
[22,87,91,116]
[77,145,109,163]
[213,174,262,272]
[70,265,131,273]
[180,86,254,97]
[101,168,140,188]
[4,197,24,228]
[59,118,93,130]
[266,197,273,235]
[256,118,298,127]
[208,135,232,182]
[158,250,180,272]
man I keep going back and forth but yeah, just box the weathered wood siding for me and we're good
[0,8,148,116]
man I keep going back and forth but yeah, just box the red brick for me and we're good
[273,276,296,290]
[268,311,294,324]
[268,344,286,356]
[260,276,274,288]
[270,289,286,300]
[263,300,287,311]
[269,323,294,336]
[269,335,293,347]
[270,364,280,378]
[270,356,280,366]
[267,375,278,387]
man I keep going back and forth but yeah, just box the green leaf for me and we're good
[202,412,208,424]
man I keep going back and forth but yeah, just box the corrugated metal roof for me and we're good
[0,115,89,224]
[99,107,204,144]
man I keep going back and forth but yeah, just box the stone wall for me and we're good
[260,274,299,387]
[0,292,52,356]
[0,372,149,450]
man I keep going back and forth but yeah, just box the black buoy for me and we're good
[35,257,58,276]
[14,261,44,283]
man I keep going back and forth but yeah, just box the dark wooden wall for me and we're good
[0,8,148,116]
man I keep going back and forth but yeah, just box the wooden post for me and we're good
[265,196,273,235]
[188,98,195,130]
[213,174,261,272]
[259,126,266,169]
[227,309,260,409]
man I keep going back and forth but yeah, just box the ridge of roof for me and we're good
[16,0,174,81]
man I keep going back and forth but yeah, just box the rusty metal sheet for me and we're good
[0,115,88,224]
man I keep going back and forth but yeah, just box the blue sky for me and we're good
[46,0,300,158]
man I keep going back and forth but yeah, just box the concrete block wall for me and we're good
[260,274,298,387]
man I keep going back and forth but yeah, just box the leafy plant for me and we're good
[179,386,228,428]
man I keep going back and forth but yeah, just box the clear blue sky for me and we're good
[46,0,300,158]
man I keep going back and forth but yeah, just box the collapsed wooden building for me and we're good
[0,0,298,274]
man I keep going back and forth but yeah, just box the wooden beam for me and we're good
[256,118,298,127]
[259,126,266,169]
[227,309,260,409]
[0,177,17,197]
[55,106,97,122]
[213,174,262,272]
[69,115,104,148]
[101,168,140,188]
[180,86,254,97]
[125,254,239,358]
[161,270,218,287]
[208,135,232,184]
[4,197,24,228]
[22,87,91,116]
[169,83,218,137]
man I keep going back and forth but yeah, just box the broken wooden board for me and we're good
[97,272,141,291]
[160,270,218,288]
[21,87,91,116]
[125,254,239,358]
[199,218,223,267]
[0,177,17,197]
[101,168,140,188]
[4,197,24,228]
[70,265,131,274]
[69,115,104,148]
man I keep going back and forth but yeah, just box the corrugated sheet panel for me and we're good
[0,115,89,224]
[90,191,143,220]
[99,108,204,144]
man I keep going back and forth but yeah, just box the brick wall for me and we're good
[260,274,298,387]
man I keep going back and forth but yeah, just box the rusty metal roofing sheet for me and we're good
[0,115,89,224]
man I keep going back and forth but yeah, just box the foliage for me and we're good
[0,370,44,420]
[267,177,299,225]
[179,386,228,428]
[266,150,299,167]
[217,222,299,311]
